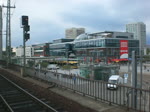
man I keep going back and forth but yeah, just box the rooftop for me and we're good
[74,31,132,41]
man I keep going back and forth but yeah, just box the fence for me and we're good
[25,68,150,112]
[0,60,149,112]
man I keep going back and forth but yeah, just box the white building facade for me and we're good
[126,22,146,49]
[16,46,23,57]
[25,46,34,57]
[16,46,34,57]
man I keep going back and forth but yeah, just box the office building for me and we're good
[0,6,2,60]
[25,46,34,57]
[126,22,146,48]
[65,27,85,39]
[53,38,74,44]
[73,31,139,61]
[16,46,24,57]
[50,31,139,61]
[49,42,73,57]
[16,46,34,57]
[32,43,50,57]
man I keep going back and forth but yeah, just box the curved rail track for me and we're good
[0,74,64,112]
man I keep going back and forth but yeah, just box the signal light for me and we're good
[24,33,30,41]
[21,15,30,42]
[22,16,28,26]
[24,25,30,32]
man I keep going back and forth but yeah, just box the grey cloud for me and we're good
[2,0,150,47]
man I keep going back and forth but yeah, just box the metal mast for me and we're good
[3,0,15,66]
[0,6,2,60]
[6,0,11,64]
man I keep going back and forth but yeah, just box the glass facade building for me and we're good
[49,31,139,61]
[49,42,73,57]
[73,32,139,61]
[32,43,50,57]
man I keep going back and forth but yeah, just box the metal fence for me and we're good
[25,68,150,112]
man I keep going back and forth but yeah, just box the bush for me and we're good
[62,65,71,70]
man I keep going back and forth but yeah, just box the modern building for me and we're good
[53,38,74,44]
[126,22,146,49]
[12,47,17,53]
[49,31,139,62]
[25,46,34,57]
[73,31,139,62]
[16,46,23,57]
[32,43,50,57]
[16,46,34,57]
[65,27,85,39]
[50,38,74,57]
[0,6,2,60]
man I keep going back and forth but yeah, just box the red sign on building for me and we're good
[120,40,128,58]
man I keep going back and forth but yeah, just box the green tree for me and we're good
[146,48,150,55]
[40,61,49,69]
[27,60,34,67]
[62,65,71,70]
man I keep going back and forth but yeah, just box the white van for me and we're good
[107,75,123,89]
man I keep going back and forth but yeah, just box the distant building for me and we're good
[53,38,74,44]
[74,31,139,60]
[0,6,2,60]
[12,47,17,53]
[32,43,50,57]
[16,46,23,57]
[25,46,34,57]
[65,27,85,39]
[50,31,139,60]
[126,22,146,49]
[49,42,73,57]
[49,38,74,58]
[16,46,34,57]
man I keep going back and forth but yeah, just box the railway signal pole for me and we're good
[21,16,30,77]
[3,0,15,67]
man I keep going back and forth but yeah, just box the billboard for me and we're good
[120,40,128,58]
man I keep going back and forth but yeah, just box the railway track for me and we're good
[0,74,65,112]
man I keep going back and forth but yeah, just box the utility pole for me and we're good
[131,51,137,109]
[0,6,2,60]
[3,0,15,67]
[139,41,143,89]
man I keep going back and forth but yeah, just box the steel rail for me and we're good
[0,75,58,112]
[0,95,14,112]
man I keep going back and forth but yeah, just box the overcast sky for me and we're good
[1,0,150,47]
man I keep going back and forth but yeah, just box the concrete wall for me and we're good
[0,6,2,60]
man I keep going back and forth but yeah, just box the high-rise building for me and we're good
[126,22,146,48]
[65,27,85,39]
[0,6,2,60]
